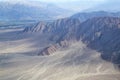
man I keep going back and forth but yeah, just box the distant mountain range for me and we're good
[0,1,72,21]
[71,11,120,21]
[87,0,120,12]
[24,11,120,66]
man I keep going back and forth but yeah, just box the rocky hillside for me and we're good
[24,16,120,65]
[77,17,120,64]
[23,22,47,33]
[26,18,81,55]
[24,18,81,42]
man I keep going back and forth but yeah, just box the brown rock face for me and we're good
[32,22,46,33]
[23,22,46,33]
[39,45,58,55]
[38,40,71,55]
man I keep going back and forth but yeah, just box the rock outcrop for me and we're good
[39,45,59,55]
[38,40,71,55]
[24,15,120,65]
[23,22,47,33]
[77,17,120,64]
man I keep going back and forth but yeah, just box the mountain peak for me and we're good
[0,1,72,21]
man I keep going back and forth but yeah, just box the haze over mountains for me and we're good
[71,11,120,21]
[0,0,72,21]
[1,0,120,21]
[87,0,120,12]
[0,0,120,80]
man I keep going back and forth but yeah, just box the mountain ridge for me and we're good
[24,16,120,66]
[0,1,72,21]
[71,11,120,21]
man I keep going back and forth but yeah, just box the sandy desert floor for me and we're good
[0,29,120,80]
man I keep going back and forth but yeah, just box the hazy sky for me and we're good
[0,0,79,2]
[0,0,119,12]
[0,0,107,3]
[31,0,106,3]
